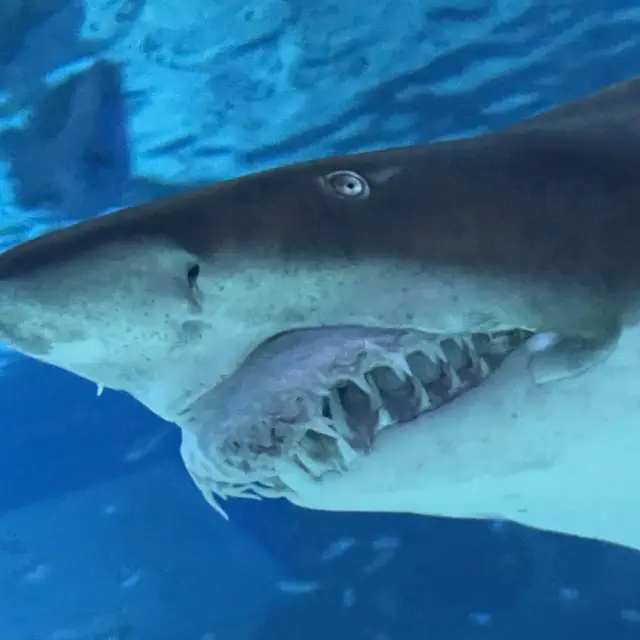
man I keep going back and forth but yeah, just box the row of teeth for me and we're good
[187,328,530,511]
[291,329,530,477]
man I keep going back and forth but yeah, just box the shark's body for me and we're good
[1,75,640,548]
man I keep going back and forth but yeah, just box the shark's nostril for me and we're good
[187,263,200,288]
[185,262,202,311]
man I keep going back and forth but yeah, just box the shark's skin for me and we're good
[0,76,638,550]
[1,76,640,431]
[281,327,640,552]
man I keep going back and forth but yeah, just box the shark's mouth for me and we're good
[179,326,532,518]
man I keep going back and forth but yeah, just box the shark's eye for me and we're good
[322,170,370,199]
[187,263,200,288]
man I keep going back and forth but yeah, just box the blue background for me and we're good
[1,1,640,639]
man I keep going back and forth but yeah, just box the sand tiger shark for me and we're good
[1,75,640,548]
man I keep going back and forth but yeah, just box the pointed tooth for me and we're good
[297,451,329,477]
[479,357,491,376]
[327,391,352,439]
[376,407,394,431]
[329,455,346,473]
[414,383,432,411]
[307,418,340,439]
[464,335,477,356]
[224,486,262,500]
[347,374,382,416]
[275,457,319,490]
[363,375,383,409]
[337,438,359,465]
[433,342,447,362]
[255,486,286,499]
[385,353,413,379]
[448,366,462,391]
[461,336,476,365]
[328,389,344,416]
[96,384,104,397]
[198,487,229,520]
[352,374,374,396]
[469,343,482,365]
[329,419,353,441]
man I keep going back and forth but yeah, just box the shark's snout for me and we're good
[0,233,212,403]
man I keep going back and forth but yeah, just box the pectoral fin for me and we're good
[528,321,621,385]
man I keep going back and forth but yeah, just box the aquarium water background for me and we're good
[1,1,640,639]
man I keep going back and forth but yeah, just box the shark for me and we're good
[1,74,640,547]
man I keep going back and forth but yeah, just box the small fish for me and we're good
[364,536,401,574]
[342,588,356,608]
[558,587,580,601]
[371,536,400,551]
[21,562,51,584]
[122,427,171,464]
[620,609,640,623]
[320,537,356,561]
[469,612,492,626]
[276,580,319,594]
[120,569,143,589]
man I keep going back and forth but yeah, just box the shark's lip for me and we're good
[178,326,532,518]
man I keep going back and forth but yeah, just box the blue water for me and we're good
[1,1,640,639]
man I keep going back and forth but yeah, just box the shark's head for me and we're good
[0,147,482,421]
[0,181,303,422]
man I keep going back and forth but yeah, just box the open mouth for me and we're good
[179,326,533,517]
